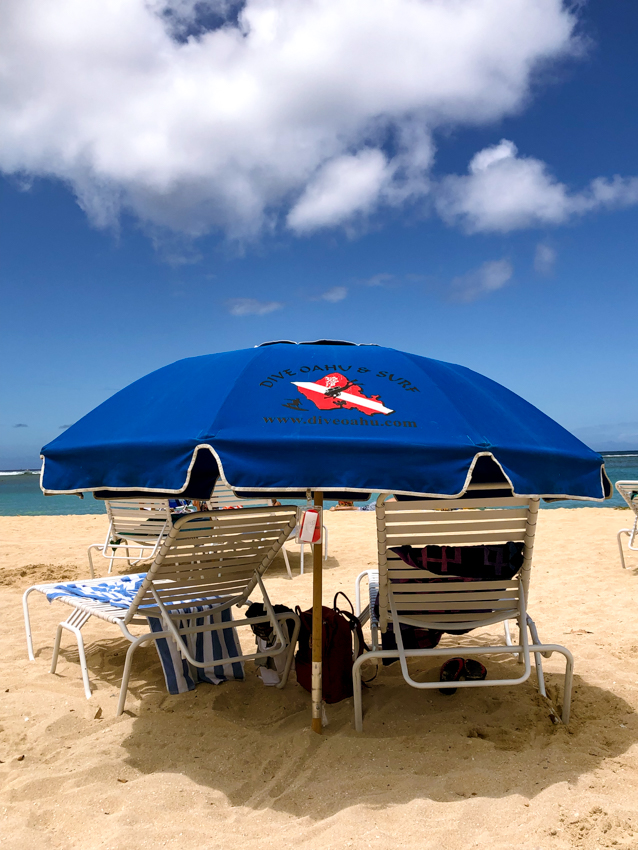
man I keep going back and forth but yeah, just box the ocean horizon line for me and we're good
[2,447,638,476]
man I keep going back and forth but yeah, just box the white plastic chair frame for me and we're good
[616,481,638,569]
[87,499,177,577]
[356,567,515,653]
[208,481,328,578]
[24,506,300,715]
[355,569,380,650]
[352,493,574,731]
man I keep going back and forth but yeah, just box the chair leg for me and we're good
[392,608,414,685]
[529,641,575,725]
[355,571,364,617]
[50,624,64,673]
[528,613,574,725]
[86,545,99,578]
[300,543,305,575]
[276,614,301,689]
[504,619,512,645]
[534,654,547,698]
[76,629,92,701]
[22,587,37,661]
[353,653,365,732]
[562,650,574,725]
[117,633,150,716]
[282,545,293,580]
[526,616,547,698]
[50,611,93,699]
[323,524,329,560]
[504,620,523,664]
[618,529,630,570]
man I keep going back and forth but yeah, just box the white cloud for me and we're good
[469,139,518,173]
[227,298,283,315]
[534,242,556,274]
[361,273,395,287]
[0,0,579,240]
[287,150,391,233]
[450,259,513,302]
[436,139,638,232]
[319,286,347,303]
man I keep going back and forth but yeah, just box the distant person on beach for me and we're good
[330,500,356,511]
[330,499,376,511]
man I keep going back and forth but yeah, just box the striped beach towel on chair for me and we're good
[148,606,244,694]
[46,575,244,695]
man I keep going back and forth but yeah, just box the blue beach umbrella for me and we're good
[40,340,609,734]
[41,340,609,501]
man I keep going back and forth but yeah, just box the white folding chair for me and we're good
[24,506,300,715]
[616,481,638,569]
[87,499,176,577]
[352,493,574,731]
[208,480,328,577]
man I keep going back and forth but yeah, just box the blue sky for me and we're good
[1,0,638,468]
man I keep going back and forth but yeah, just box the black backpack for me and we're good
[246,602,296,645]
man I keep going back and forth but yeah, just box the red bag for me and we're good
[295,593,366,704]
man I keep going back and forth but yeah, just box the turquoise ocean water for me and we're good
[2,451,637,516]
[0,471,107,516]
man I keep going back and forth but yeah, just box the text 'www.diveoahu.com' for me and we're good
[263,415,417,428]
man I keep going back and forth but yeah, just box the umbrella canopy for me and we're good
[41,340,609,501]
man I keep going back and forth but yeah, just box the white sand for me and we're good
[2,508,638,849]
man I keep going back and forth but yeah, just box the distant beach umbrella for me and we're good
[41,340,609,502]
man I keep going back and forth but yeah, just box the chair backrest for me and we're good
[124,505,298,623]
[105,499,173,543]
[207,480,273,510]
[376,494,539,633]
[616,481,638,515]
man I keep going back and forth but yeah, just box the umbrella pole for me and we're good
[311,491,324,734]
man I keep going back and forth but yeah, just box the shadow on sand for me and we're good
[34,550,638,821]
[101,646,638,820]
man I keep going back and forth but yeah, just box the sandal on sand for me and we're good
[463,659,487,681]
[439,657,465,695]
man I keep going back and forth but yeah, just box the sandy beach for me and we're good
[2,507,638,849]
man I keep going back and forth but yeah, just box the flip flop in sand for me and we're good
[439,657,465,695]
[463,658,487,681]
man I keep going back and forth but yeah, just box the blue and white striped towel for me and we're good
[46,574,146,607]
[149,607,244,693]
[46,575,244,694]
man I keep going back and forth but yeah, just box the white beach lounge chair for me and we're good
[207,481,271,511]
[207,480,328,578]
[352,493,574,731]
[87,499,181,577]
[24,505,300,715]
[615,481,638,569]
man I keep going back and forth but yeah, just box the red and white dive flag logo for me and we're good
[292,372,394,416]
